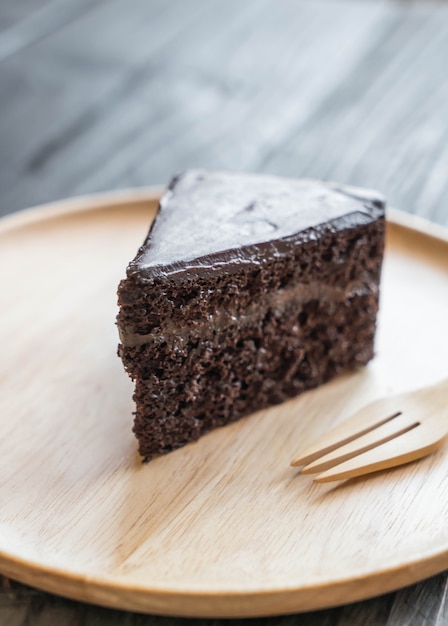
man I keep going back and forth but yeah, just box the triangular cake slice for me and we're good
[117,170,385,460]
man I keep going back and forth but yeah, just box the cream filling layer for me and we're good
[118,279,376,348]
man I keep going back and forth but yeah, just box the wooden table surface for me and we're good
[1,0,448,624]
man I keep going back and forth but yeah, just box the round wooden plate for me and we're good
[1,190,448,618]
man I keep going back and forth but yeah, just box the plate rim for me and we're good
[1,542,448,617]
[1,187,448,245]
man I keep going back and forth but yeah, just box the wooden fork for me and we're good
[290,378,448,483]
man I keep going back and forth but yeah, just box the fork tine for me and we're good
[300,412,418,474]
[290,396,404,467]
[313,427,448,483]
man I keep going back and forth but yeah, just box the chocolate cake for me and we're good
[117,170,385,460]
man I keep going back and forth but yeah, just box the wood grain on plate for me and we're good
[0,190,448,618]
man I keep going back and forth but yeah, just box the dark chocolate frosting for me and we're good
[128,170,385,281]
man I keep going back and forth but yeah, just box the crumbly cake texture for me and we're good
[117,170,385,461]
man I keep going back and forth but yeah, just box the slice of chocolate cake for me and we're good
[117,170,385,461]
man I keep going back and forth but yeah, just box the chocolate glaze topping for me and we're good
[127,170,385,281]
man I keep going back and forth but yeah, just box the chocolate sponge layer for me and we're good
[117,173,385,461]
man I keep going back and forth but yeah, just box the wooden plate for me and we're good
[1,190,448,618]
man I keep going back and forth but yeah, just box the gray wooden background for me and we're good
[1,0,448,227]
[1,0,448,624]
